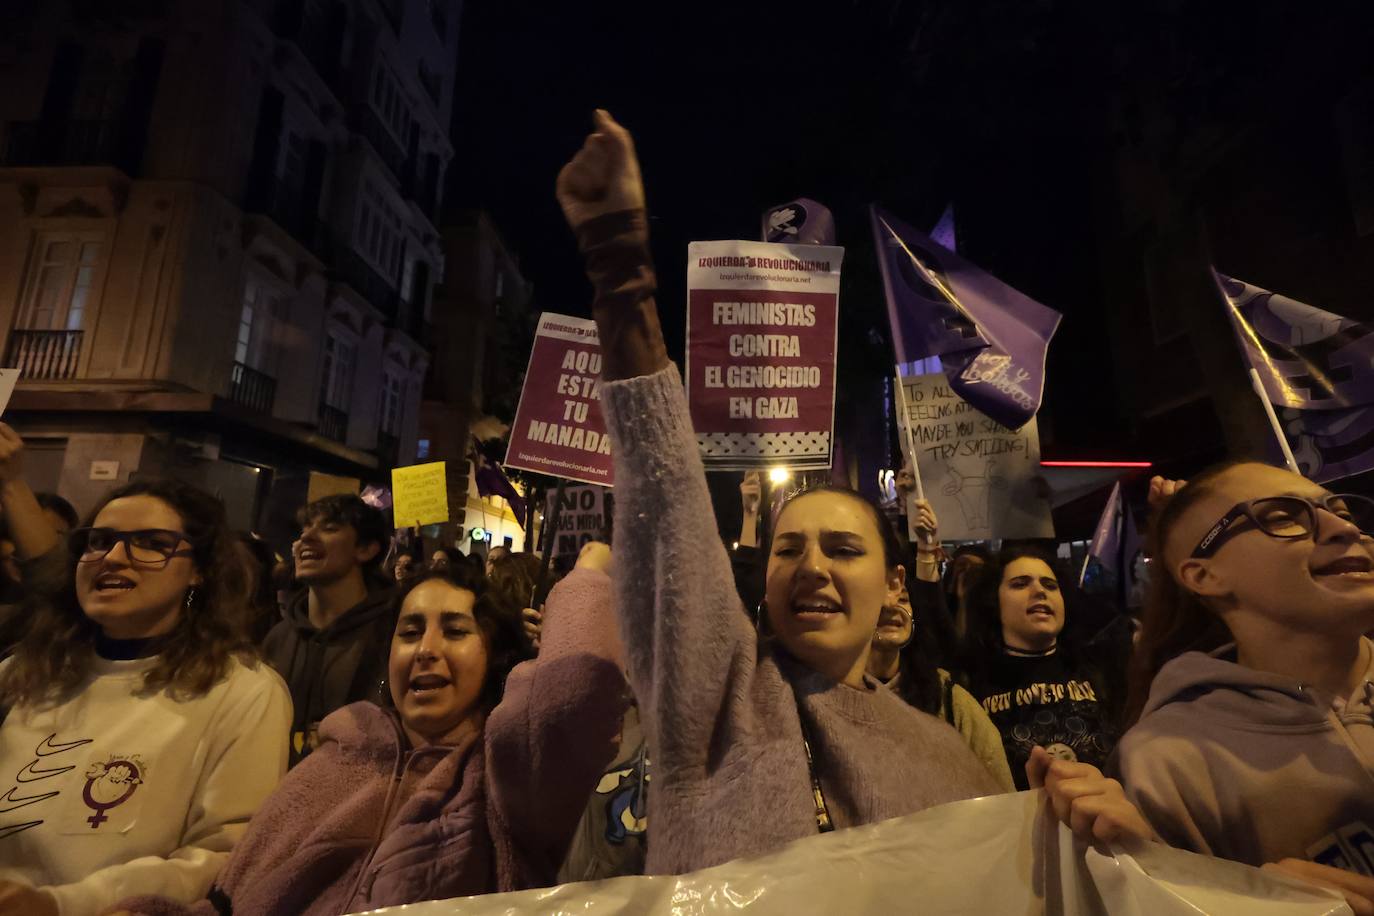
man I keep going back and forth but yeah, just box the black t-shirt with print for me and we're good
[968,650,1118,790]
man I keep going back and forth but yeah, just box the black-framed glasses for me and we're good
[1190,494,1374,559]
[69,528,196,568]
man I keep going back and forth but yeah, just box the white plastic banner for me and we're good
[355,791,1349,915]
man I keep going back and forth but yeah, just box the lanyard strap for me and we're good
[799,719,834,833]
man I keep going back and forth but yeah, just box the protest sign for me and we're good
[899,372,1054,541]
[504,313,614,487]
[545,484,608,561]
[686,240,843,470]
[306,471,360,504]
[0,369,19,417]
[390,461,449,528]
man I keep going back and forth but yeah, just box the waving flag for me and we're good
[762,198,836,246]
[1079,482,1141,601]
[472,439,527,522]
[1216,271,1374,482]
[871,206,1061,430]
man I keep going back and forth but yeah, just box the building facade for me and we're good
[420,208,534,554]
[0,0,459,542]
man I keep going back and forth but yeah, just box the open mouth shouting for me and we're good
[408,672,452,698]
[93,572,137,595]
[791,594,844,625]
[1312,553,1374,585]
[1026,602,1057,622]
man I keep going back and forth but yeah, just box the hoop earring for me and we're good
[754,600,769,635]
[183,586,197,611]
[883,604,916,650]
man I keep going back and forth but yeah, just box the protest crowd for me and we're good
[3,110,1374,916]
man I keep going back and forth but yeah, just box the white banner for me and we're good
[899,371,1054,541]
[358,790,1348,915]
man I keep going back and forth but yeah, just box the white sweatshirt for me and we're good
[0,654,292,916]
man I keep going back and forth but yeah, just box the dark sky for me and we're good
[446,0,1374,463]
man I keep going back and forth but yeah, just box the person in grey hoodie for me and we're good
[262,494,396,763]
[555,109,1153,876]
[1119,463,1374,908]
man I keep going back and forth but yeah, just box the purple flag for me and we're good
[472,440,527,522]
[1216,271,1374,482]
[872,206,1061,430]
[1080,481,1142,599]
[762,198,836,246]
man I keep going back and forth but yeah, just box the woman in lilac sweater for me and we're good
[555,110,1153,876]
[115,549,627,915]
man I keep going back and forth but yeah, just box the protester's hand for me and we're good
[522,606,542,652]
[556,110,645,233]
[740,471,762,516]
[0,424,24,483]
[1147,476,1186,513]
[576,541,612,574]
[1026,746,1156,846]
[1263,859,1374,916]
[895,464,916,496]
[0,881,56,916]
[913,499,939,542]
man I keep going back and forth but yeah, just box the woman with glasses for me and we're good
[1118,464,1374,892]
[0,470,291,916]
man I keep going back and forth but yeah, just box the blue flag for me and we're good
[1216,271,1374,482]
[872,206,1061,430]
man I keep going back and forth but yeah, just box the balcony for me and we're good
[3,119,135,171]
[228,362,277,414]
[5,330,83,380]
[244,172,331,260]
[352,106,407,185]
[318,402,348,442]
[331,242,399,318]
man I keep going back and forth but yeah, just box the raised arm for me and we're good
[0,424,60,564]
[555,112,760,777]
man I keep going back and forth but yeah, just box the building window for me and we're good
[380,369,404,435]
[355,181,405,280]
[369,63,409,141]
[234,278,285,373]
[417,437,430,459]
[19,234,104,330]
[319,330,356,409]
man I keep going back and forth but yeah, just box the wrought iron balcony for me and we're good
[5,329,82,379]
[228,362,277,414]
[318,402,348,442]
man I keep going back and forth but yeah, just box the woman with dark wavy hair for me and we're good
[115,542,627,915]
[0,443,291,916]
[960,545,1122,790]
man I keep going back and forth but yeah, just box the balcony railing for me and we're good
[3,119,133,170]
[5,329,82,379]
[332,243,399,318]
[228,362,277,414]
[318,402,348,442]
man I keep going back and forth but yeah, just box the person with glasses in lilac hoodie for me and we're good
[1120,466,1374,913]
[554,109,1154,877]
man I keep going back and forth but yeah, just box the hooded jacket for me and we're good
[261,574,396,761]
[114,567,628,916]
[1116,641,1374,873]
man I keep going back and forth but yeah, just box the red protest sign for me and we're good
[504,313,614,487]
[685,240,843,470]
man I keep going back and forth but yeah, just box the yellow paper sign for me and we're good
[306,471,361,504]
[391,461,449,527]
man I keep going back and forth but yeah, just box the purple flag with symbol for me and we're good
[762,198,836,246]
[1216,271,1374,482]
[472,439,527,522]
[871,205,1061,430]
[1080,482,1141,594]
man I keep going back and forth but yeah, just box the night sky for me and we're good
[447,0,1374,465]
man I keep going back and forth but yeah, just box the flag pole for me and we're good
[1248,367,1302,475]
[893,369,933,549]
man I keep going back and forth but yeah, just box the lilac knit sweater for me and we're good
[601,365,1000,876]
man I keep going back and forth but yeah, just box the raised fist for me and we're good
[556,110,646,232]
[740,471,762,516]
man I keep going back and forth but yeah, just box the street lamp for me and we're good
[768,467,791,485]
